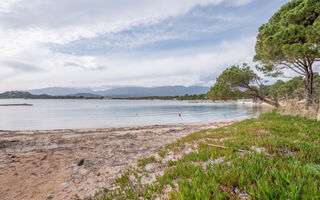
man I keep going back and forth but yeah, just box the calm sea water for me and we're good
[0,99,260,130]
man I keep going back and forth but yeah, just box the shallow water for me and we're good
[0,99,260,130]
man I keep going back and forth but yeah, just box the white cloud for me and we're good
[0,0,225,43]
[0,0,257,92]
[0,37,256,91]
[228,0,255,6]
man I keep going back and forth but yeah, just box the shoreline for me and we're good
[0,119,244,200]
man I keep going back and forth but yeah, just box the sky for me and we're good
[0,0,290,92]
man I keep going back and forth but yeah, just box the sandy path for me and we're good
[0,121,236,200]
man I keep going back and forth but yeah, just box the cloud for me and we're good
[0,0,225,44]
[228,0,255,6]
[2,61,41,72]
[0,36,256,91]
[64,62,107,71]
[0,0,287,92]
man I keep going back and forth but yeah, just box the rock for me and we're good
[40,155,47,160]
[212,157,225,164]
[145,163,154,171]
[77,159,84,166]
[141,175,154,185]
[0,164,9,169]
[250,146,266,153]
[278,148,293,155]
[79,168,88,175]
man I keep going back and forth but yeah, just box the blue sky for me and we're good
[0,0,289,91]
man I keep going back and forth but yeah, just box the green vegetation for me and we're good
[0,91,103,99]
[175,94,209,101]
[207,64,278,107]
[113,94,209,101]
[265,73,320,103]
[208,0,320,109]
[77,1,320,199]
[137,156,158,168]
[82,112,320,200]
[254,0,320,106]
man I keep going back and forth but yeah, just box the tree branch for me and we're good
[280,62,305,75]
[241,84,278,107]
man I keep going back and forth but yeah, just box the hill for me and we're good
[0,91,102,99]
[29,86,210,98]
[29,87,94,96]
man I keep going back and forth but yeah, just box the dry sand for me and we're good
[0,120,239,200]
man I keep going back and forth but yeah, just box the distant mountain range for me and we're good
[29,86,210,98]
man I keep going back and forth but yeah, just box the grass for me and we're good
[82,112,320,200]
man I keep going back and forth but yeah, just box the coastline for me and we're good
[0,119,243,200]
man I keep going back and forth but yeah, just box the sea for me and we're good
[0,99,261,130]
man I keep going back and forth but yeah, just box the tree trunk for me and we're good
[305,65,313,109]
[257,95,279,107]
[244,84,279,107]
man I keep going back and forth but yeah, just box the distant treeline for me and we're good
[0,91,103,99]
[112,94,209,100]
[0,91,208,100]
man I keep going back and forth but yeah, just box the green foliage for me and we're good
[137,156,157,168]
[84,112,320,200]
[117,94,209,101]
[0,91,103,99]
[254,0,319,106]
[266,76,305,101]
[207,64,273,104]
[175,94,209,100]
[254,0,320,70]
[207,82,245,101]
[311,72,320,104]
[208,64,319,103]
[217,63,258,88]
[265,73,320,101]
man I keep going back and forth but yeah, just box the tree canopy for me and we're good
[207,64,278,106]
[254,0,320,106]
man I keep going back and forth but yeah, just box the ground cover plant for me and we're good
[81,112,320,200]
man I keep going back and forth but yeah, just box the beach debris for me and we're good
[77,159,85,166]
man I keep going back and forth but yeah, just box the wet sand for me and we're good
[0,120,239,200]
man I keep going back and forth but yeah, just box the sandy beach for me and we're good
[0,120,239,200]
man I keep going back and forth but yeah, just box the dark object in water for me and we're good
[0,103,33,106]
[77,159,84,166]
